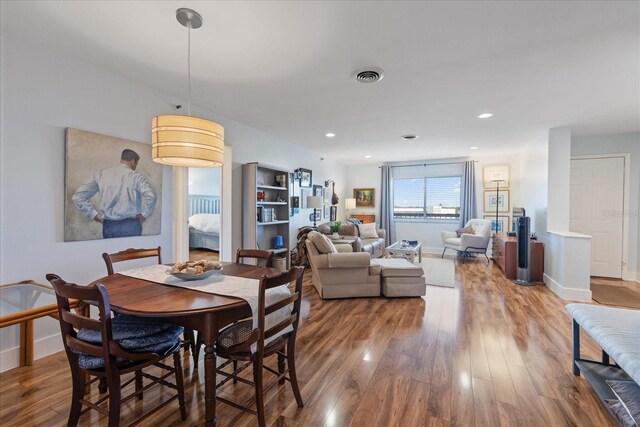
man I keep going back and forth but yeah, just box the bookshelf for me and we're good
[242,162,291,268]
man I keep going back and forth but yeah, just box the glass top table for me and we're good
[387,240,423,263]
[0,280,85,366]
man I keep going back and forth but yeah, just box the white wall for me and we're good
[189,167,221,197]
[0,33,348,370]
[571,132,640,280]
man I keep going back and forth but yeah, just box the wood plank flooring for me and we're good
[0,254,616,426]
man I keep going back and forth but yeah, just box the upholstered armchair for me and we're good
[441,218,492,263]
[304,235,381,299]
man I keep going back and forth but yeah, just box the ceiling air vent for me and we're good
[352,67,384,84]
[401,134,419,141]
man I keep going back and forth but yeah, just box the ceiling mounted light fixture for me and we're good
[364,155,372,158]
[477,113,494,119]
[152,8,224,168]
[470,146,479,150]
[325,132,336,138]
[401,134,419,141]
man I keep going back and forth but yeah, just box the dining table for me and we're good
[90,262,284,427]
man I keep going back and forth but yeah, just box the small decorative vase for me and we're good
[331,233,339,240]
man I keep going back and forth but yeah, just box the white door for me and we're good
[570,157,624,278]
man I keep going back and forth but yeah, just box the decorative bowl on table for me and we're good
[167,260,223,281]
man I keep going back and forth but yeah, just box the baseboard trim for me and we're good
[0,332,63,373]
[622,271,640,283]
[543,273,592,302]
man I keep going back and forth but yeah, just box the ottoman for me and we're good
[372,258,425,297]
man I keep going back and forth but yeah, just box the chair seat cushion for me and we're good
[372,259,424,277]
[76,315,183,369]
[216,320,288,355]
[445,237,461,246]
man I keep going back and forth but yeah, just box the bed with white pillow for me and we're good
[188,195,220,251]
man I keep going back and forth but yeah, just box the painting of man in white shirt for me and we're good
[72,149,157,238]
[64,128,162,242]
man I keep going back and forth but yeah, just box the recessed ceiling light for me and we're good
[364,155,372,158]
[325,132,336,138]
[470,146,478,150]
[401,134,419,140]
[477,113,494,119]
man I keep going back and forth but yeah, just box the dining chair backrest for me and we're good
[236,249,274,268]
[102,247,162,275]
[46,274,159,372]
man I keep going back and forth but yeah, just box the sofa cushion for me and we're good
[308,231,337,254]
[358,223,379,239]
[372,259,424,277]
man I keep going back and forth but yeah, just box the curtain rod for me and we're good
[379,160,477,169]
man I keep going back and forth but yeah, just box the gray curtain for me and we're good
[460,160,477,227]
[380,165,396,245]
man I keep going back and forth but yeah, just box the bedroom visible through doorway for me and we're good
[188,167,221,261]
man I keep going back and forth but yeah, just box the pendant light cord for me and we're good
[187,19,192,117]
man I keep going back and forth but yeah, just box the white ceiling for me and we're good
[2,1,639,165]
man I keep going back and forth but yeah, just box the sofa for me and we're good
[304,237,381,299]
[317,221,386,258]
[305,231,425,299]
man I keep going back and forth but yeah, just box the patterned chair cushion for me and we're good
[75,315,183,369]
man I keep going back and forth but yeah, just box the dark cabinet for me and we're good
[492,233,544,282]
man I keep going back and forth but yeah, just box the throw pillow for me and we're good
[307,231,337,254]
[456,225,475,237]
[358,222,379,239]
[607,380,640,425]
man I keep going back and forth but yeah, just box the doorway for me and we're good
[187,167,221,262]
[569,156,627,278]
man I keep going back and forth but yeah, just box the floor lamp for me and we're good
[490,179,505,234]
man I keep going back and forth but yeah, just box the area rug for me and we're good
[591,284,640,309]
[418,257,455,288]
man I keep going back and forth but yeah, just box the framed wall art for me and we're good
[298,168,312,188]
[483,164,511,188]
[313,184,323,197]
[323,205,330,219]
[484,215,510,233]
[353,188,375,208]
[330,206,337,221]
[483,189,510,213]
[64,128,162,242]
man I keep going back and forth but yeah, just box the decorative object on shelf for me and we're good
[297,168,312,188]
[257,191,265,202]
[354,188,375,207]
[483,164,510,188]
[331,181,339,205]
[483,187,509,214]
[313,184,323,197]
[329,221,341,239]
[330,206,337,221]
[307,196,323,227]
[289,172,296,217]
[275,194,286,203]
[273,235,284,249]
[274,174,287,188]
[345,198,356,218]
[152,8,224,167]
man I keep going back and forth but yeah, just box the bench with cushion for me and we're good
[372,258,425,297]
[566,303,640,426]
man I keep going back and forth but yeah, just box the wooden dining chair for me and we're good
[214,266,305,427]
[102,247,197,366]
[46,274,186,427]
[236,248,274,268]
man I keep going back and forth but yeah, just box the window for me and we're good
[393,176,461,220]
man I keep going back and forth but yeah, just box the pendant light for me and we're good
[152,8,224,168]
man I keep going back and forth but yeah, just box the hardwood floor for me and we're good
[0,254,615,426]
[189,248,219,262]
